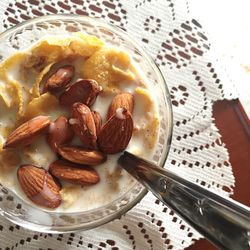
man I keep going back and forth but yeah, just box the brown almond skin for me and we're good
[98,108,133,154]
[91,111,102,136]
[107,92,134,120]
[4,116,51,149]
[47,116,74,153]
[59,79,102,107]
[43,65,75,93]
[71,103,97,148]
[17,165,61,209]
[58,146,106,166]
[49,160,100,185]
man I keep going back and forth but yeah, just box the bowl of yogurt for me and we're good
[0,15,173,232]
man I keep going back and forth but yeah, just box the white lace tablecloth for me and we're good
[0,0,241,249]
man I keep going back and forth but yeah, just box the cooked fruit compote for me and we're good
[0,33,159,212]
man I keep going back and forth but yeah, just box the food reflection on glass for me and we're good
[0,32,160,212]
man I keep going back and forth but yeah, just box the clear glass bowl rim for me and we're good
[0,14,173,233]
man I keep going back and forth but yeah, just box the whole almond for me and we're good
[58,146,106,166]
[91,111,102,136]
[43,65,75,93]
[17,165,61,208]
[49,160,100,185]
[47,116,74,153]
[98,108,133,154]
[59,79,102,107]
[4,116,51,149]
[107,92,134,120]
[70,103,97,148]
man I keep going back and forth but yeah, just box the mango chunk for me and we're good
[134,87,159,149]
[70,32,104,57]
[60,185,82,208]
[82,48,136,91]
[19,92,59,123]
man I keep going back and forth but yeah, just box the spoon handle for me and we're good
[118,152,250,250]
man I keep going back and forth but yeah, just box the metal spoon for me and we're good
[118,151,250,250]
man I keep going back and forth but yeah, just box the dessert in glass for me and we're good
[0,15,172,232]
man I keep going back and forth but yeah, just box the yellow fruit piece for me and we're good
[19,92,59,123]
[71,32,104,57]
[134,87,159,149]
[0,84,13,108]
[144,117,159,149]
[0,52,26,71]
[0,80,23,117]
[45,36,71,47]
[82,48,136,91]
[31,39,70,65]
[60,185,82,208]
[0,78,25,118]
[0,53,26,108]
[29,62,54,98]
[11,80,24,116]
[135,87,153,112]
[30,33,104,66]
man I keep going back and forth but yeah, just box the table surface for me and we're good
[188,99,250,250]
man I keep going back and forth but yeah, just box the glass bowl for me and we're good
[0,14,173,233]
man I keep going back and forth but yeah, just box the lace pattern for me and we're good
[0,0,237,249]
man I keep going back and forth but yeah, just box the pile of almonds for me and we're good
[3,65,134,209]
